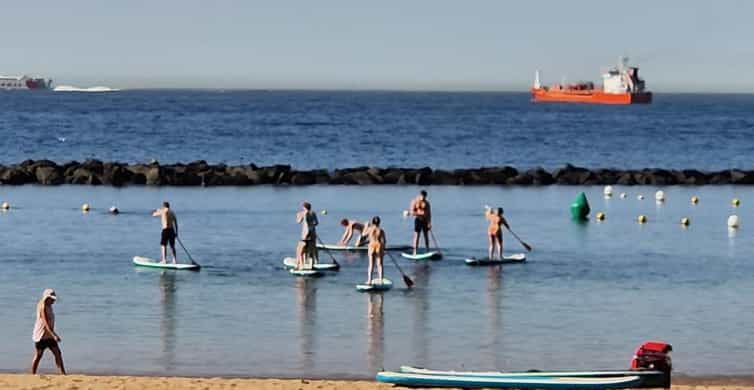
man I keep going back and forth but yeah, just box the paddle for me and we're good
[176,236,198,265]
[430,230,442,254]
[506,227,532,252]
[316,236,341,269]
[385,251,414,288]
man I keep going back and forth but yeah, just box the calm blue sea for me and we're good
[0,91,753,170]
[1,91,754,378]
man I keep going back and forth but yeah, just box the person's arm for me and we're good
[501,216,510,230]
[312,213,319,227]
[38,304,60,342]
[152,208,163,217]
[408,199,416,216]
[296,211,305,223]
[380,230,386,246]
[426,202,432,229]
[340,226,352,245]
[173,217,179,237]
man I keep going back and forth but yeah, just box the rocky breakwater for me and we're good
[1,160,754,186]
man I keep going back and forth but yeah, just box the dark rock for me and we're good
[69,167,102,185]
[527,167,555,185]
[35,166,64,185]
[730,169,754,184]
[432,170,459,185]
[616,172,637,185]
[291,171,317,185]
[553,164,590,185]
[507,173,534,185]
[1,166,35,185]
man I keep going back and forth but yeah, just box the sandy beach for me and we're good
[2,374,754,390]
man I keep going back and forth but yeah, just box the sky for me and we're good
[2,1,753,92]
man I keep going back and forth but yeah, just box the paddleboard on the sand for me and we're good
[464,253,526,266]
[283,257,339,271]
[401,251,442,261]
[132,256,200,270]
[356,278,393,292]
[317,243,412,252]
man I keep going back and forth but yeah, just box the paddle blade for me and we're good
[403,274,414,288]
[521,241,533,252]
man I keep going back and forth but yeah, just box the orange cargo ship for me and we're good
[531,58,652,104]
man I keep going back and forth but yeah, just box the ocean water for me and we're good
[0,91,753,170]
[1,185,754,377]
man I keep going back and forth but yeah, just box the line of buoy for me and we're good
[732,198,741,207]
[619,192,627,199]
[637,194,645,200]
[81,203,91,212]
[691,196,699,204]
[681,217,690,226]
[638,215,647,224]
[728,215,740,228]
[109,206,119,215]
[603,185,613,198]
[595,212,605,221]
[655,190,665,202]
[1,201,9,210]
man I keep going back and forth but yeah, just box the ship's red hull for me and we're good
[531,88,652,104]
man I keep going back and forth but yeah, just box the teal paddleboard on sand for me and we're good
[356,278,393,292]
[401,251,442,261]
[464,253,526,266]
[283,257,339,271]
[132,256,200,270]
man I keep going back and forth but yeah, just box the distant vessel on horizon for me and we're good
[0,74,52,90]
[531,57,652,104]
[54,85,120,93]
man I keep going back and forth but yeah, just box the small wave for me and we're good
[54,85,121,93]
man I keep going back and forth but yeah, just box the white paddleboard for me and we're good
[289,268,323,277]
[464,253,526,266]
[356,278,393,292]
[283,257,339,271]
[401,251,442,261]
[317,243,412,252]
[132,256,201,270]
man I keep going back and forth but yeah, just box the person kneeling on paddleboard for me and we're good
[409,190,432,255]
[485,206,510,261]
[152,202,179,264]
[296,202,319,270]
[338,218,367,247]
[365,216,386,285]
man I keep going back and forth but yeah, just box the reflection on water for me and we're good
[159,270,177,371]
[411,264,431,365]
[296,277,317,374]
[366,293,384,374]
[485,266,503,368]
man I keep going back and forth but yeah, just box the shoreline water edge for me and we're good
[3,160,754,186]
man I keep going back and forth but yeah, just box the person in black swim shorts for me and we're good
[409,190,432,255]
[152,201,179,264]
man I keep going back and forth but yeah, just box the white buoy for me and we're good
[109,206,119,214]
[691,196,699,204]
[321,209,328,215]
[637,194,645,200]
[1,201,9,210]
[655,190,665,202]
[402,210,409,218]
[619,192,627,199]
[728,215,740,228]
[603,185,614,197]
[81,203,91,212]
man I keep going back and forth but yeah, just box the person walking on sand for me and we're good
[338,218,367,247]
[296,202,319,270]
[485,206,510,260]
[409,190,432,255]
[152,202,179,264]
[31,289,66,375]
[365,216,386,285]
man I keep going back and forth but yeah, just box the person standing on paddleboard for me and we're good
[485,206,510,261]
[31,288,66,375]
[409,190,432,255]
[295,202,319,270]
[152,202,179,264]
[365,216,386,284]
[338,218,367,247]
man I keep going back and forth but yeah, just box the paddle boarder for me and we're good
[409,190,432,255]
[365,216,386,285]
[152,202,179,264]
[31,288,66,375]
[338,218,367,247]
[485,206,510,260]
[295,202,319,270]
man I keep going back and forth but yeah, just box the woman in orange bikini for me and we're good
[486,207,509,260]
[365,216,386,285]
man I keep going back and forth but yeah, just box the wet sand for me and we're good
[2,374,754,390]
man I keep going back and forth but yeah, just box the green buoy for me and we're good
[570,192,590,220]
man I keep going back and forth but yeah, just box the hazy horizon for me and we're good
[3,1,753,93]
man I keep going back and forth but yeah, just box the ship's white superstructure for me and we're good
[0,75,52,90]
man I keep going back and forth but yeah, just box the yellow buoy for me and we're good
[596,212,605,221]
[81,203,91,212]
[728,215,740,228]
[691,196,699,204]
[681,217,690,226]
[732,198,741,207]
[1,201,9,210]
[638,215,647,224]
